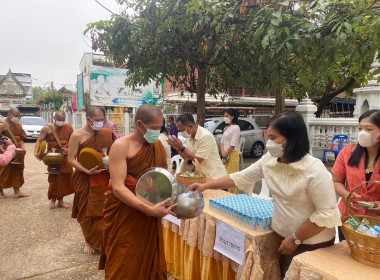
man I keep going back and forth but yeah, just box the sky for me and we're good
[0,0,124,90]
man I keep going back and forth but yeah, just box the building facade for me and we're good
[0,70,29,116]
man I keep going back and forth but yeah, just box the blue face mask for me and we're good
[140,122,160,143]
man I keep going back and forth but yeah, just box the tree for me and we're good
[238,0,380,115]
[87,0,248,125]
[88,0,380,121]
[33,86,68,111]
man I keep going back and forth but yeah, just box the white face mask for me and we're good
[55,121,65,127]
[224,117,231,124]
[180,128,191,139]
[358,131,380,148]
[11,116,20,123]
[89,119,104,131]
[266,140,286,158]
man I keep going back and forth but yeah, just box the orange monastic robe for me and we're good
[0,122,27,189]
[99,141,168,280]
[71,128,114,248]
[46,123,75,200]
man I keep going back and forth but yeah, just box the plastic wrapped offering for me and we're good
[344,216,360,231]
[210,194,274,231]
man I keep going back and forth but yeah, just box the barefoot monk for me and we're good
[0,108,29,199]
[34,110,75,209]
[99,104,176,280]
[68,106,115,254]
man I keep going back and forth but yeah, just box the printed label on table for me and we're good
[214,221,245,265]
[164,214,181,227]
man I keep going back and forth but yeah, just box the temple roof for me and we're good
[0,69,27,97]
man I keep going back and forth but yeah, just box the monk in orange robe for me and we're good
[68,105,115,254]
[34,110,75,208]
[99,104,177,280]
[0,108,29,199]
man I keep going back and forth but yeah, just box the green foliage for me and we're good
[33,86,69,111]
[87,0,380,118]
[236,0,380,114]
[86,0,246,124]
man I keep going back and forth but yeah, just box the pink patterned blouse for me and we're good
[0,145,16,166]
[332,145,380,216]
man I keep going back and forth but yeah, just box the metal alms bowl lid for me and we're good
[135,167,177,205]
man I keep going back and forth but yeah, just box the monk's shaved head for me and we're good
[8,108,20,115]
[55,110,66,117]
[135,104,163,124]
[86,105,104,118]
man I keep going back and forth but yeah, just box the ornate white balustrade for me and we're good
[296,97,358,151]
[308,118,358,149]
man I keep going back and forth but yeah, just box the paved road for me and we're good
[0,142,104,280]
[0,143,332,279]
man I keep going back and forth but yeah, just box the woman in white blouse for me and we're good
[221,109,241,194]
[187,111,341,277]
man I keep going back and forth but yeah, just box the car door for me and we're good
[212,120,226,152]
[237,119,255,154]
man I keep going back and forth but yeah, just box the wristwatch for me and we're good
[180,147,186,153]
[292,232,302,245]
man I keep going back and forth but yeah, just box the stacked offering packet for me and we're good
[209,194,274,231]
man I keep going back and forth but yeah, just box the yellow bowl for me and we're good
[42,153,64,165]
[79,148,103,170]
[38,141,47,159]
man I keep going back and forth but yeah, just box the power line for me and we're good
[94,0,117,15]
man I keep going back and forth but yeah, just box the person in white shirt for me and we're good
[157,119,172,171]
[186,111,341,278]
[167,113,227,180]
[221,108,241,194]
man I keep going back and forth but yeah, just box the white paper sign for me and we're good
[164,214,181,227]
[214,221,245,265]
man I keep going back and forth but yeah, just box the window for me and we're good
[20,117,47,126]
[214,122,227,134]
[238,120,253,131]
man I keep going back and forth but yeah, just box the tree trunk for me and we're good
[275,88,285,114]
[196,66,207,126]
[315,77,356,118]
[315,94,332,118]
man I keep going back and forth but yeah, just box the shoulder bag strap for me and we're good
[2,122,19,148]
[48,124,63,149]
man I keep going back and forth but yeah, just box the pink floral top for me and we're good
[332,145,380,216]
[0,145,16,166]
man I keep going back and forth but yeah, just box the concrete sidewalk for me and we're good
[0,143,104,280]
[0,143,334,280]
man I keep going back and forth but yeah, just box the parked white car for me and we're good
[20,116,47,139]
[204,117,265,158]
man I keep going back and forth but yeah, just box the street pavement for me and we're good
[0,142,104,280]
[0,143,333,280]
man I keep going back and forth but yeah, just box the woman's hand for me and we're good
[368,201,380,216]
[348,192,362,212]
[186,183,208,193]
[3,137,13,146]
[278,235,299,255]
[222,158,227,165]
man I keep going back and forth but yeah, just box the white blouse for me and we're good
[229,153,342,245]
[158,133,172,171]
[221,124,241,153]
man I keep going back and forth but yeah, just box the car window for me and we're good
[204,120,218,131]
[237,120,254,131]
[20,118,46,126]
[214,122,227,134]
